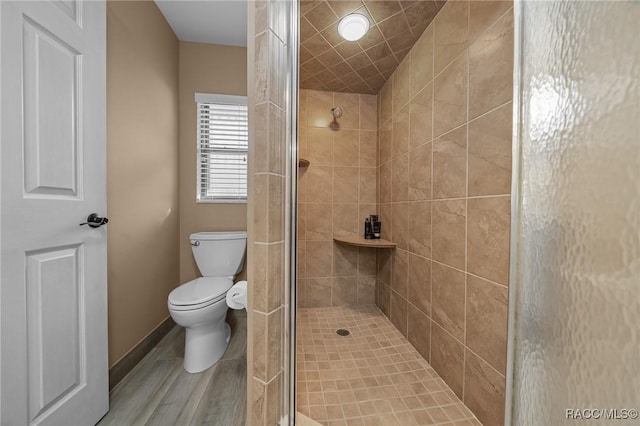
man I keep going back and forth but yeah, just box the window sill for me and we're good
[196,199,248,204]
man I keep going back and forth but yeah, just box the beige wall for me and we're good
[178,42,248,283]
[376,2,513,425]
[298,89,378,308]
[107,0,180,366]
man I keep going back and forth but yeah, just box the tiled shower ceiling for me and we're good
[300,0,445,94]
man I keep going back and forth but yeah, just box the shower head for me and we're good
[331,107,343,118]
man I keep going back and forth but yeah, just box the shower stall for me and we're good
[246,1,639,425]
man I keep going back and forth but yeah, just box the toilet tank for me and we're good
[190,231,247,277]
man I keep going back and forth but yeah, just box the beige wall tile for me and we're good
[334,129,359,166]
[434,0,469,75]
[333,203,359,237]
[371,4,513,425]
[433,125,467,199]
[407,253,431,315]
[390,290,408,336]
[265,373,282,426]
[298,203,306,241]
[379,119,393,165]
[469,1,513,40]
[254,103,269,173]
[392,202,409,250]
[267,308,282,380]
[391,247,409,298]
[298,243,306,279]
[268,175,284,243]
[408,142,432,201]
[334,92,360,129]
[357,276,376,305]
[267,242,283,311]
[358,248,377,276]
[307,127,334,165]
[410,25,434,97]
[360,94,378,131]
[305,277,332,308]
[306,203,333,240]
[392,58,411,114]
[268,104,285,174]
[466,274,508,373]
[305,166,333,203]
[252,243,268,313]
[359,130,378,167]
[408,304,431,362]
[377,247,393,285]
[392,105,410,158]
[468,102,512,196]
[432,262,465,340]
[379,81,392,125]
[430,323,464,398]
[464,351,506,426]
[306,240,333,278]
[359,167,377,203]
[251,378,266,426]
[468,11,513,119]
[333,243,358,277]
[379,162,392,203]
[392,153,409,202]
[409,84,434,149]
[434,53,468,137]
[299,89,378,309]
[408,200,431,258]
[432,199,466,269]
[467,196,510,285]
[333,167,359,203]
[379,203,393,242]
[332,277,358,306]
[253,311,267,381]
[378,281,391,316]
[307,89,334,128]
[253,174,269,243]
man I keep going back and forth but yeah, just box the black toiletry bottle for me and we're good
[364,218,373,239]
[370,215,381,239]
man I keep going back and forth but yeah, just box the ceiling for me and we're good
[155,0,248,47]
[300,0,444,94]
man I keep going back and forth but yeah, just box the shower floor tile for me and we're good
[296,305,481,426]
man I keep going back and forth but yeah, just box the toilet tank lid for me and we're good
[190,231,247,241]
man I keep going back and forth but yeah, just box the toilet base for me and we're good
[183,322,231,373]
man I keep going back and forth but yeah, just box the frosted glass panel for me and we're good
[509,1,639,424]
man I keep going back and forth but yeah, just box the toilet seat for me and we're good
[168,277,233,311]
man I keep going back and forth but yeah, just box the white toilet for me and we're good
[168,231,247,373]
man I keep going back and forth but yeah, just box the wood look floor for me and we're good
[98,311,247,426]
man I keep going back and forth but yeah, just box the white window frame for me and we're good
[195,93,248,203]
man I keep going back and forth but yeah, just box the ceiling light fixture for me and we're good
[338,14,370,41]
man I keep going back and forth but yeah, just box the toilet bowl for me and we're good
[168,231,247,373]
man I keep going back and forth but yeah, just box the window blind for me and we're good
[196,94,248,202]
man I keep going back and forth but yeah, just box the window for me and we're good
[196,93,248,202]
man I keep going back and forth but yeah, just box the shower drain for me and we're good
[336,329,350,336]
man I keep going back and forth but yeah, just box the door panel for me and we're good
[26,245,84,423]
[1,1,107,425]
[23,16,82,198]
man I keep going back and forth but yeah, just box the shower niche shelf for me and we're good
[333,237,396,248]
[298,158,310,167]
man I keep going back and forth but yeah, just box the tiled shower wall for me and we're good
[247,1,292,425]
[375,2,514,425]
[298,89,379,308]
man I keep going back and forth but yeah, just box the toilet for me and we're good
[168,231,247,373]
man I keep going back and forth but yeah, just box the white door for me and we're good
[0,1,108,425]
